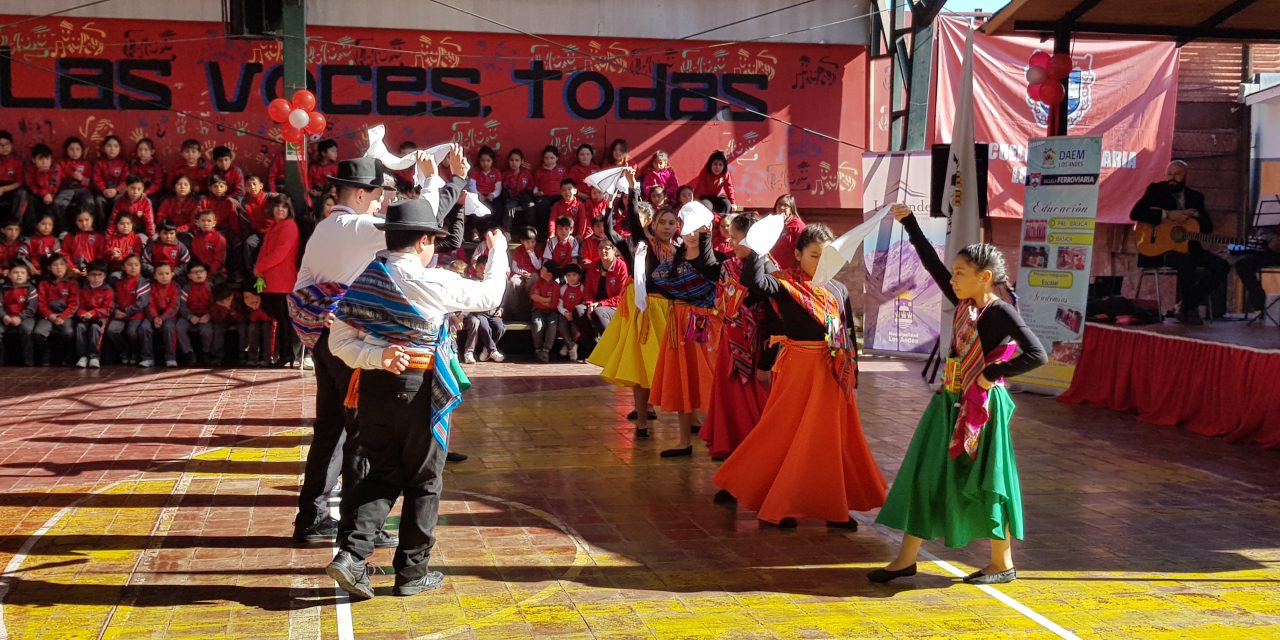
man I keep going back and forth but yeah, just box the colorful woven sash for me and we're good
[946,299,1018,459]
[340,331,468,451]
[773,269,858,396]
[337,258,440,350]
[431,330,468,449]
[650,247,716,309]
[717,258,759,384]
[288,281,348,348]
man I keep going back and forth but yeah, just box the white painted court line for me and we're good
[852,513,1082,640]
[328,493,355,640]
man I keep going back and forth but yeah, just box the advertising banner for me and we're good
[0,15,867,208]
[861,152,947,355]
[932,16,1178,223]
[1013,136,1102,393]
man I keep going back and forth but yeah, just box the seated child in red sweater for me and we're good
[107,254,148,364]
[529,263,561,363]
[74,260,114,368]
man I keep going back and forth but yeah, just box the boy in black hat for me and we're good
[290,150,469,545]
[324,176,509,599]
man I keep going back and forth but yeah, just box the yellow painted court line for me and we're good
[94,393,230,640]
[0,491,82,640]
[0,400,291,640]
[851,513,1083,640]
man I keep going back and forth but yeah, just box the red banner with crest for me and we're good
[930,16,1179,223]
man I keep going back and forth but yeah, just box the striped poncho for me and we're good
[336,257,466,449]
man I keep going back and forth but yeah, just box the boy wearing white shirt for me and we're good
[290,153,466,545]
[324,167,508,600]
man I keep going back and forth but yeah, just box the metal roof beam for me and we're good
[1012,20,1280,44]
[1176,0,1260,46]
[911,0,946,26]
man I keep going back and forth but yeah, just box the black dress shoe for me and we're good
[764,517,798,528]
[325,551,375,599]
[826,518,859,530]
[445,451,468,462]
[867,564,917,584]
[713,489,736,504]
[690,423,701,435]
[393,570,445,596]
[373,529,399,549]
[293,516,338,544]
[635,427,650,439]
[660,446,693,458]
[1178,309,1204,325]
[964,568,1016,584]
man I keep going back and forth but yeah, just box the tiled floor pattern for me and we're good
[0,357,1278,639]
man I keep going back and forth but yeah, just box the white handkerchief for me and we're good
[743,214,785,256]
[420,143,454,164]
[585,167,629,198]
[812,204,894,284]
[363,125,414,171]
[633,242,648,312]
[678,201,714,237]
[464,191,491,218]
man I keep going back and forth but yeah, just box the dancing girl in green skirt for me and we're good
[870,204,1047,586]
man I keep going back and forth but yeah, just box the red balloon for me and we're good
[1039,81,1065,105]
[1026,83,1042,102]
[267,98,291,123]
[281,126,305,144]
[291,90,317,112]
[1046,54,1074,80]
[1029,51,1051,68]
[304,112,328,135]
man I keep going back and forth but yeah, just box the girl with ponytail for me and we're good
[870,204,1047,586]
[712,222,887,528]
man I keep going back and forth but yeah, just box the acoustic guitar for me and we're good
[1134,219,1244,257]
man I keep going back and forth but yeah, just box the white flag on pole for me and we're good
[939,22,982,359]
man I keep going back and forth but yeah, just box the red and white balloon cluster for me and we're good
[1025,51,1073,106]
[268,90,327,144]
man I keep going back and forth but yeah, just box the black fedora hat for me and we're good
[328,157,385,189]
[375,198,446,235]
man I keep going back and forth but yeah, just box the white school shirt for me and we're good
[329,247,509,370]
[294,205,385,290]
[542,236,580,261]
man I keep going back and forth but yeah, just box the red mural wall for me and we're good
[0,15,868,208]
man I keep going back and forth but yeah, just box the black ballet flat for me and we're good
[660,446,693,458]
[763,517,798,528]
[964,568,1016,585]
[712,489,736,504]
[635,427,650,439]
[690,424,701,435]
[627,410,659,420]
[826,518,859,531]
[867,564,917,584]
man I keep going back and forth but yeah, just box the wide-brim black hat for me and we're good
[329,157,386,189]
[375,198,446,235]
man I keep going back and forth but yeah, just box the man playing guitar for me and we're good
[1129,160,1230,325]
[1237,227,1280,319]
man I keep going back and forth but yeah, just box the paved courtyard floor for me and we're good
[0,357,1278,639]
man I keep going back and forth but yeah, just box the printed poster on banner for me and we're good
[861,153,947,355]
[1013,136,1101,394]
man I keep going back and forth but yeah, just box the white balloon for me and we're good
[1025,66,1047,85]
[288,108,310,129]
